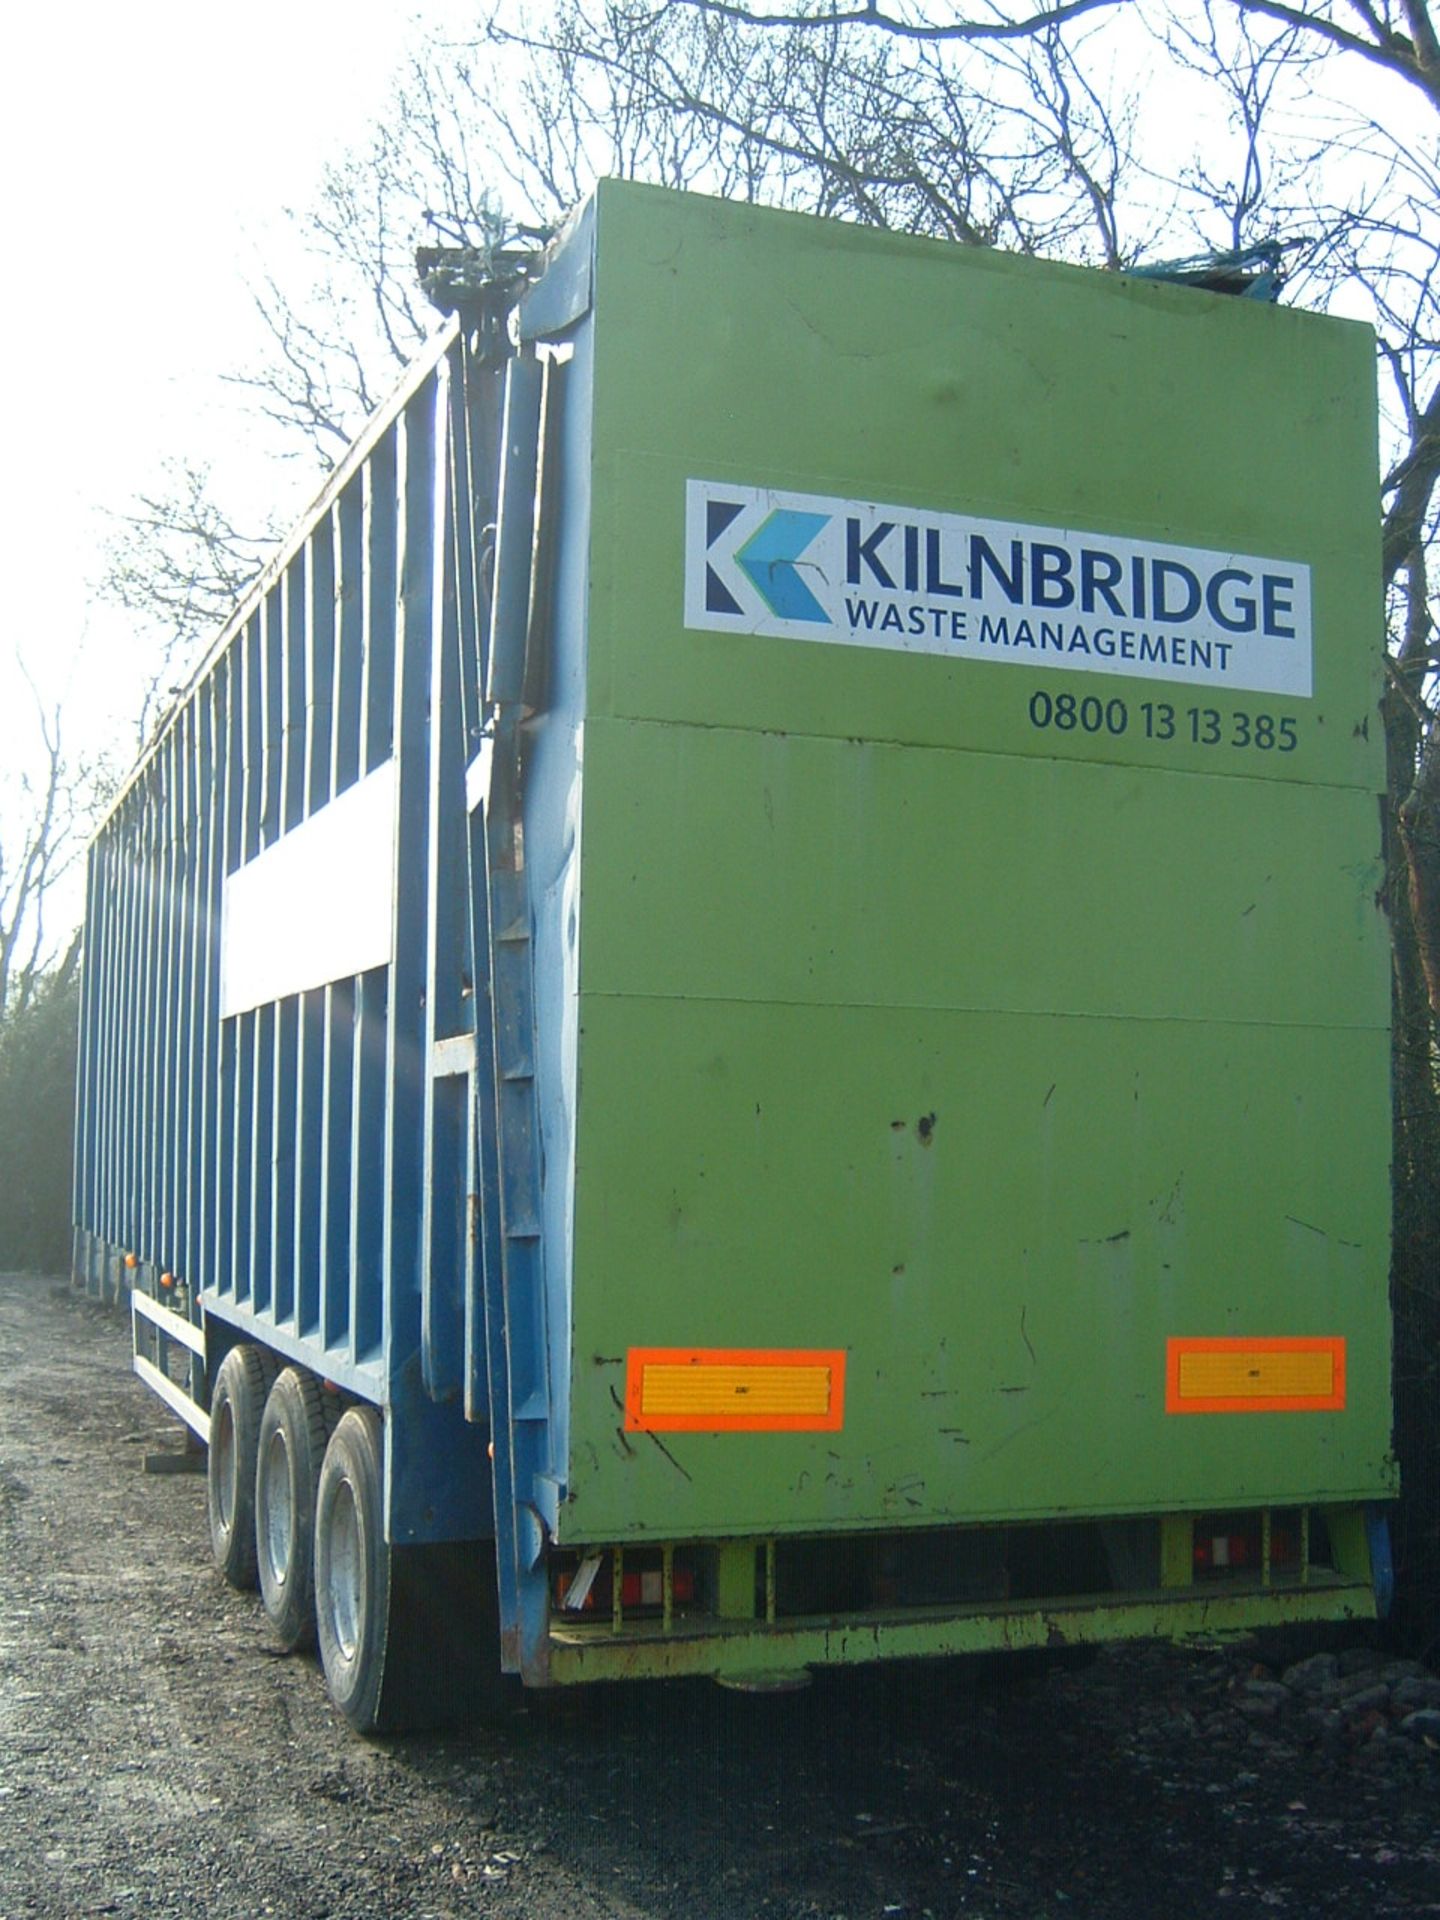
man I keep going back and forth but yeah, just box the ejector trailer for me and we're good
[74,183,1395,1730]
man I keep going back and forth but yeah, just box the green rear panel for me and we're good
[557,183,1392,1544]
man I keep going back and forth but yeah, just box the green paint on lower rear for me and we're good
[547,1572,1378,1686]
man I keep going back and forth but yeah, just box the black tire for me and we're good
[255,1368,338,1652]
[315,1409,514,1734]
[207,1344,277,1589]
[315,1407,393,1732]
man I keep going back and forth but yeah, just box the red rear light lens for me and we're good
[1193,1517,1299,1576]
[555,1559,696,1611]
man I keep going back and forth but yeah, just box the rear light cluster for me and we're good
[1193,1516,1299,1576]
[555,1557,697,1613]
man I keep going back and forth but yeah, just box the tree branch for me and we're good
[678,0,1123,42]
[1234,0,1440,106]
[1382,377,1440,584]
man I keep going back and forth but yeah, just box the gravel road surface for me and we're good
[3,1273,1439,1919]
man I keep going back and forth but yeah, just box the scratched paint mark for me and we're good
[645,1430,693,1482]
[1155,1175,1184,1228]
[1020,1307,1037,1367]
[975,1400,1067,1469]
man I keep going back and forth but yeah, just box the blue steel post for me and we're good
[111,824,129,1286]
[113,811,135,1281]
[481,347,554,1678]
[122,794,142,1271]
[453,336,500,1430]
[185,704,202,1293]
[422,350,469,1408]
[349,440,395,1369]
[253,580,286,1321]
[233,609,262,1312]
[380,384,452,1537]
[321,486,363,1355]
[271,559,307,1332]
[194,673,220,1326]
[72,828,99,1293]
[133,783,155,1269]
[217,637,247,1312]
[177,701,195,1317]
[383,383,435,1457]
[153,732,171,1275]
[166,717,186,1287]
[297,512,336,1342]
[172,709,203,1395]
[106,828,129,1286]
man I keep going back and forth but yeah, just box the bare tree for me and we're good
[227,84,513,467]
[97,460,275,746]
[209,0,1154,478]
[465,0,1153,254]
[0,677,91,1026]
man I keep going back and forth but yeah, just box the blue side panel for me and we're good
[74,319,504,1541]
[74,260,617,1583]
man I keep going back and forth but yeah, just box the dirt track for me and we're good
[3,1271,1440,1919]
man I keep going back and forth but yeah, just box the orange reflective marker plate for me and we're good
[625,1347,847,1432]
[1166,1337,1346,1414]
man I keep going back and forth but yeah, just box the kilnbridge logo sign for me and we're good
[685,480,1313,698]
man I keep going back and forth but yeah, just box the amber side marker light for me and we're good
[1166,1337,1346,1414]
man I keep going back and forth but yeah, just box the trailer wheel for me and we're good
[207,1344,277,1589]
[256,1368,338,1651]
[314,1407,392,1732]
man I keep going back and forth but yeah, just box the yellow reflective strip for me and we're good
[640,1363,832,1418]
[1177,1350,1334,1401]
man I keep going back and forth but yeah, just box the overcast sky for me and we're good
[0,1,454,779]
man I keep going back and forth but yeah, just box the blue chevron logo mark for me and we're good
[736,510,831,624]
